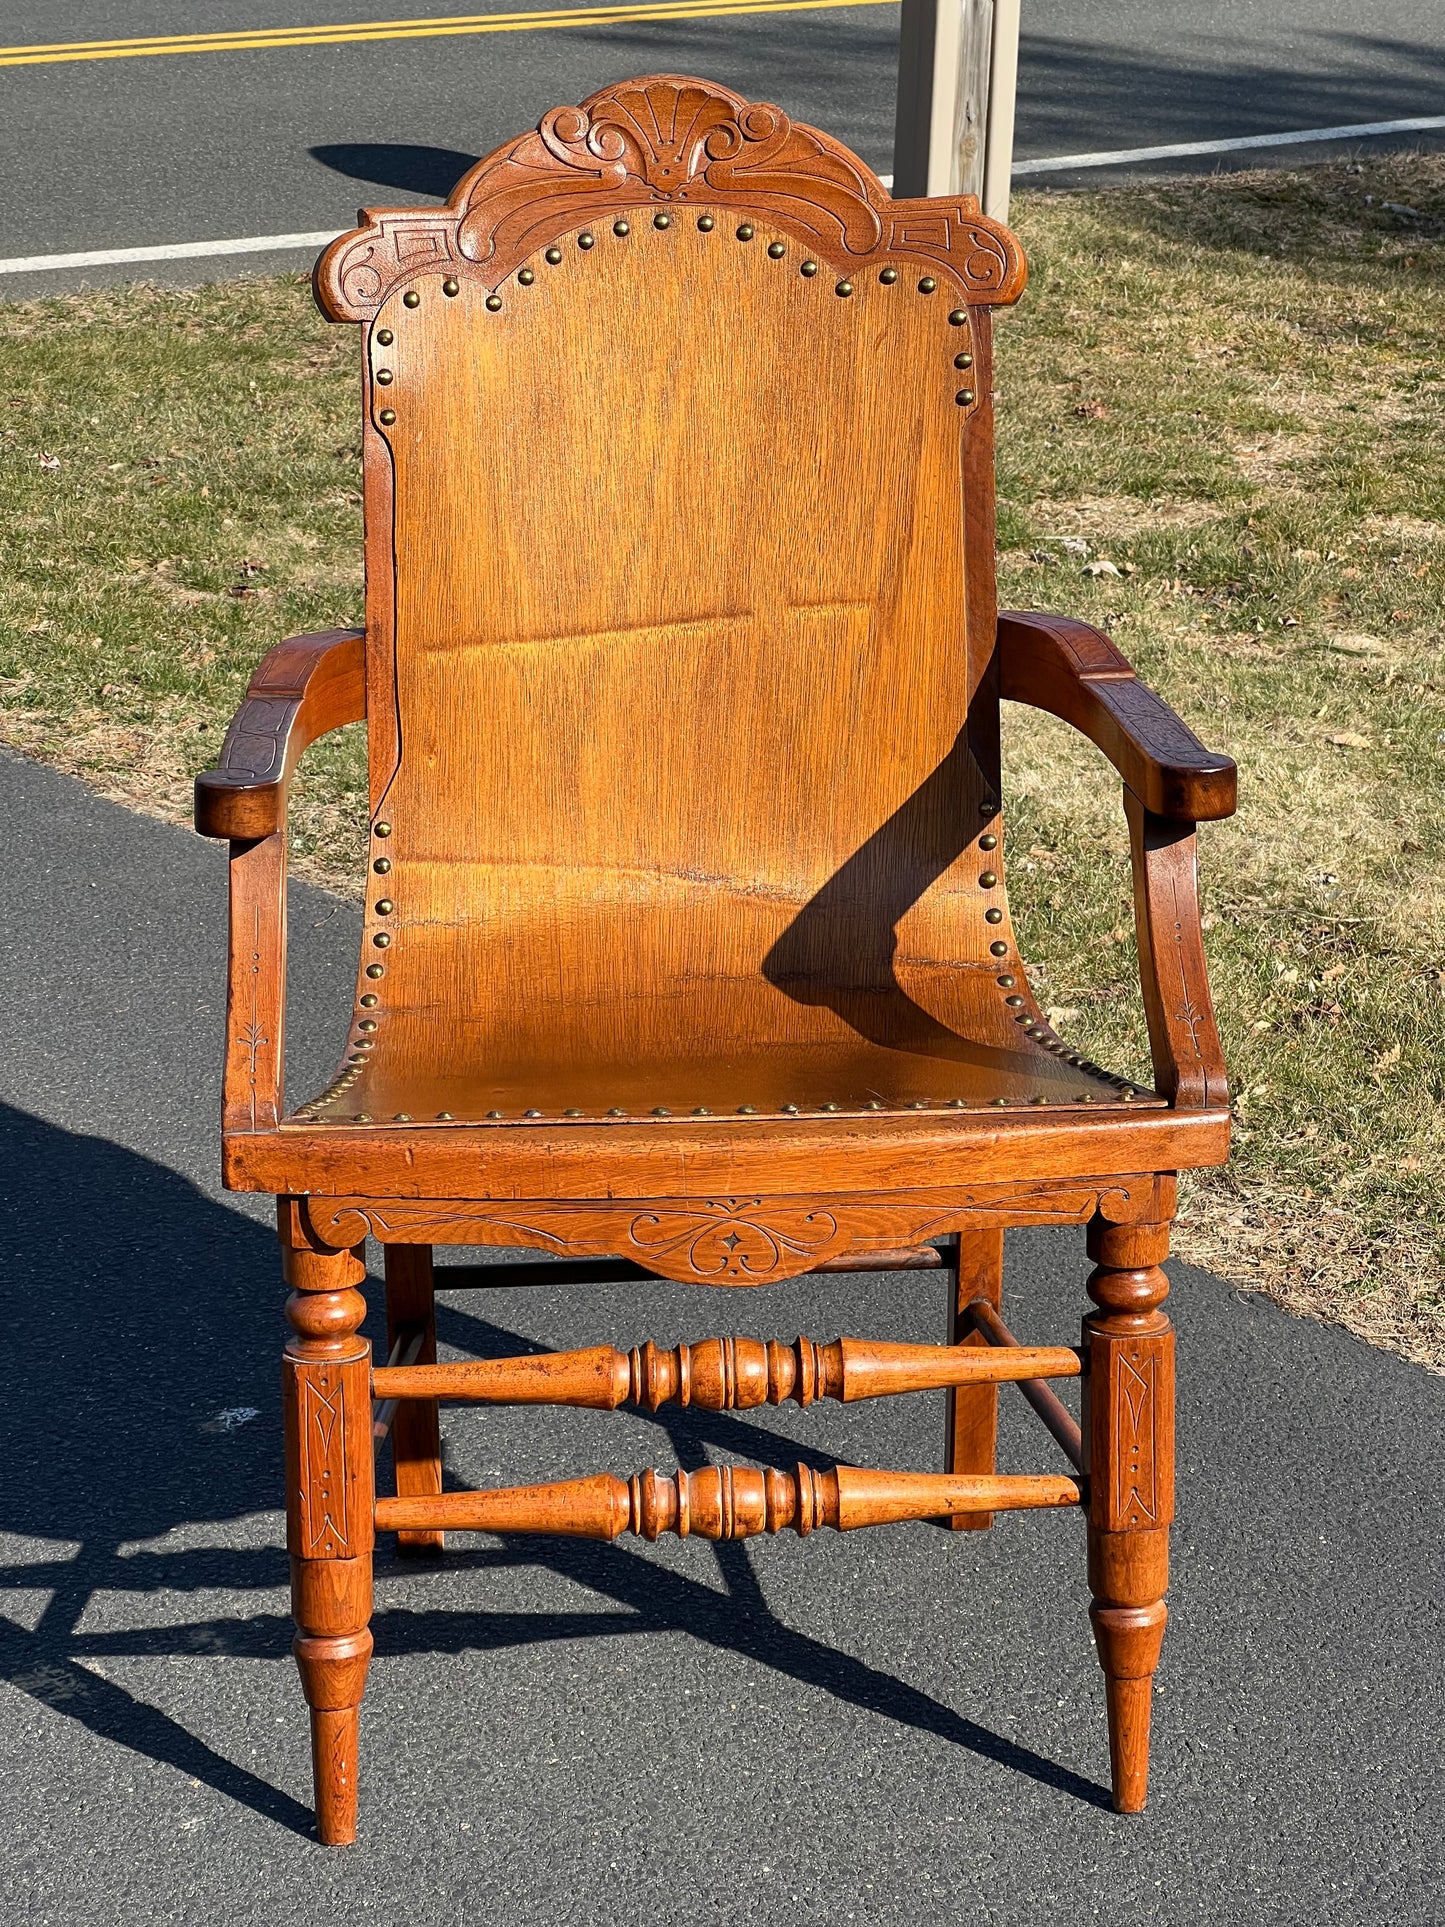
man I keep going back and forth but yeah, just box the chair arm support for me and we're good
[1126,793,1229,1109]
[194,628,366,839]
[197,629,363,1134]
[999,613,1230,1110]
[997,611,1237,821]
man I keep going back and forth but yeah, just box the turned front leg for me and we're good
[282,1238,374,1845]
[1082,1215,1174,1814]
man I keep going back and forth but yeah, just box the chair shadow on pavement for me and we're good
[0,1102,1110,1838]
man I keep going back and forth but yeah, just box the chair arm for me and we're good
[194,628,366,839]
[997,611,1237,821]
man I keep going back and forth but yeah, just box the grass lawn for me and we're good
[1,153,1441,1365]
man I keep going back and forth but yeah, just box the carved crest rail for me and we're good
[315,74,1027,324]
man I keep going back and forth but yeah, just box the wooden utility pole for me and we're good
[892,0,1021,220]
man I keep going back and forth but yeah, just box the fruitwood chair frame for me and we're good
[195,75,1236,1844]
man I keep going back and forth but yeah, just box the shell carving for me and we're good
[455,79,882,264]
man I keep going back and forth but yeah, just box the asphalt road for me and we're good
[1,743,1442,1924]
[0,0,1441,295]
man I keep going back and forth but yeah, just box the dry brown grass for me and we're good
[993,154,1445,1367]
[0,155,1440,1363]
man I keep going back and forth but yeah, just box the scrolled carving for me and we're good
[314,74,1026,322]
[338,247,383,311]
[542,81,741,192]
[958,225,1013,290]
[452,79,882,262]
[627,1198,838,1279]
[318,210,457,321]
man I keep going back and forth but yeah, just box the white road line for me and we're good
[0,229,339,275]
[1013,113,1445,176]
[1,113,1441,278]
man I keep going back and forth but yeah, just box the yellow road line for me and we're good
[0,0,895,67]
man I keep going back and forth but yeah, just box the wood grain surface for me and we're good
[322,181,1034,1129]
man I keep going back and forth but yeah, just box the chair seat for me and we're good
[292,963,1160,1126]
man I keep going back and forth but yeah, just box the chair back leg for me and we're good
[383,1244,444,1556]
[944,1229,1005,1529]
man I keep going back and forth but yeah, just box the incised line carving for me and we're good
[298,1370,351,1556]
[241,902,269,1132]
[1115,1349,1158,1528]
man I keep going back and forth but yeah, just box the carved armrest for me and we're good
[194,628,366,840]
[997,611,1236,822]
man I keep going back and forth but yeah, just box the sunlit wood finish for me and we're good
[996,611,1236,821]
[195,629,365,1136]
[233,1114,1226,1206]
[192,75,1237,1837]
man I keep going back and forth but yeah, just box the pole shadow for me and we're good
[309,143,480,199]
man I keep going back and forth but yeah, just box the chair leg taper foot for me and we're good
[1101,1672,1154,1814]
[295,1627,373,1845]
[1090,1592,1167,1813]
[310,1705,361,1845]
[282,1241,376,1844]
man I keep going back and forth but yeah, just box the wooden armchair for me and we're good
[195,76,1235,1844]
